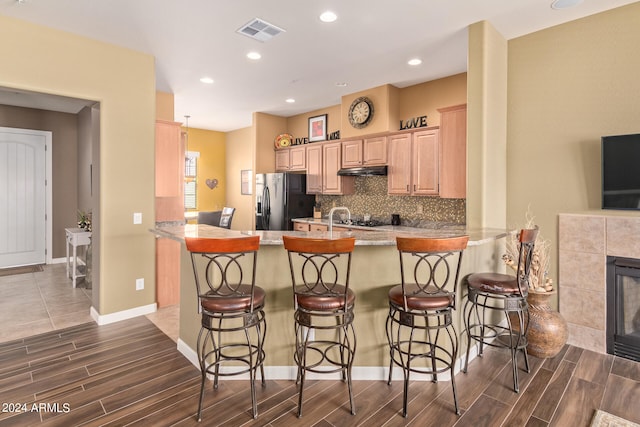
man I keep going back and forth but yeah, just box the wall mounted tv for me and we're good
[602,133,640,210]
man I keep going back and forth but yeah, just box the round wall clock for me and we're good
[348,96,374,129]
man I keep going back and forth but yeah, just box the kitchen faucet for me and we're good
[328,206,351,233]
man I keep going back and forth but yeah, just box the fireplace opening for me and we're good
[606,256,640,361]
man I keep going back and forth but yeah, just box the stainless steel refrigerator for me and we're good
[255,173,315,230]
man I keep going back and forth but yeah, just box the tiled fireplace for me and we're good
[559,213,640,355]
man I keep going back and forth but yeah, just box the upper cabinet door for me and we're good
[341,139,363,168]
[275,149,290,171]
[323,141,343,194]
[363,136,387,165]
[387,133,412,195]
[306,144,323,194]
[412,129,439,195]
[289,146,307,170]
[438,104,467,198]
[155,120,183,197]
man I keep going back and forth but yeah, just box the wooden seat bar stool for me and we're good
[386,235,469,417]
[185,235,266,421]
[282,235,357,417]
[463,227,538,393]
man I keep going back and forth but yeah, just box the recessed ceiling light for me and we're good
[551,0,583,9]
[319,11,337,23]
[336,82,348,87]
[408,58,422,66]
[285,98,295,103]
[200,77,214,84]
[247,52,261,60]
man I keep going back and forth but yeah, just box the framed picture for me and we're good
[308,114,327,142]
[241,169,252,195]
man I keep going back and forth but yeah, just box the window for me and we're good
[185,151,199,209]
[185,181,197,209]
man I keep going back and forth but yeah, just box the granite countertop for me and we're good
[151,223,509,247]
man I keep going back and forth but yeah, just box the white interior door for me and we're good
[0,127,48,268]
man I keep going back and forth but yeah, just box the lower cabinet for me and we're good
[309,224,328,232]
[293,222,310,232]
[156,238,180,308]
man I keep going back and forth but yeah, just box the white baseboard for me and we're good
[49,257,67,265]
[175,340,483,382]
[90,303,157,325]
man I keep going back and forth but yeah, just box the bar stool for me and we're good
[463,227,538,393]
[185,235,266,421]
[282,235,357,417]
[386,235,469,417]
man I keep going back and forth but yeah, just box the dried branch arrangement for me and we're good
[502,212,554,293]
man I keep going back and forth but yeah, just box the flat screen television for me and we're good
[602,133,640,210]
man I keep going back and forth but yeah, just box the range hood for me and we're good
[337,165,388,176]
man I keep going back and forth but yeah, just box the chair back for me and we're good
[282,235,355,308]
[219,207,235,229]
[197,210,222,226]
[185,235,260,312]
[396,235,469,311]
[514,226,539,297]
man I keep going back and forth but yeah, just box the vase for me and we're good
[525,291,567,358]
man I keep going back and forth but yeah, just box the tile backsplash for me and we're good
[316,176,466,226]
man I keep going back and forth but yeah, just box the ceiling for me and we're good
[0,0,636,131]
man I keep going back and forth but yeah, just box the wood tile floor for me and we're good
[1,264,639,426]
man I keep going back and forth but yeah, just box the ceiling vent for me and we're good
[237,18,285,42]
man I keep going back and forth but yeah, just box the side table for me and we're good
[65,227,92,288]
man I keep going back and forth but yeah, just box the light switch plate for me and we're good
[136,278,144,290]
[133,212,142,224]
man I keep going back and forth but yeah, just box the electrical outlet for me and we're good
[133,212,143,224]
[136,278,144,290]
[416,204,423,214]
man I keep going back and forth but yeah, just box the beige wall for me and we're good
[0,15,157,316]
[507,2,640,298]
[225,126,254,230]
[255,112,287,174]
[398,73,467,128]
[467,21,508,230]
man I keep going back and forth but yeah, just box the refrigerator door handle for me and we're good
[262,187,270,230]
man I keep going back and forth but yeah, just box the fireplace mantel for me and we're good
[559,212,640,353]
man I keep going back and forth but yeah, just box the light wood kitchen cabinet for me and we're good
[341,139,363,168]
[341,136,387,168]
[363,136,387,165]
[293,222,310,231]
[306,144,323,194]
[438,104,467,198]
[156,238,180,307]
[323,141,355,195]
[309,223,328,232]
[275,145,306,171]
[155,120,183,197]
[388,129,439,196]
[155,119,184,308]
[306,142,354,195]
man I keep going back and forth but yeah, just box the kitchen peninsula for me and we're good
[152,223,509,379]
